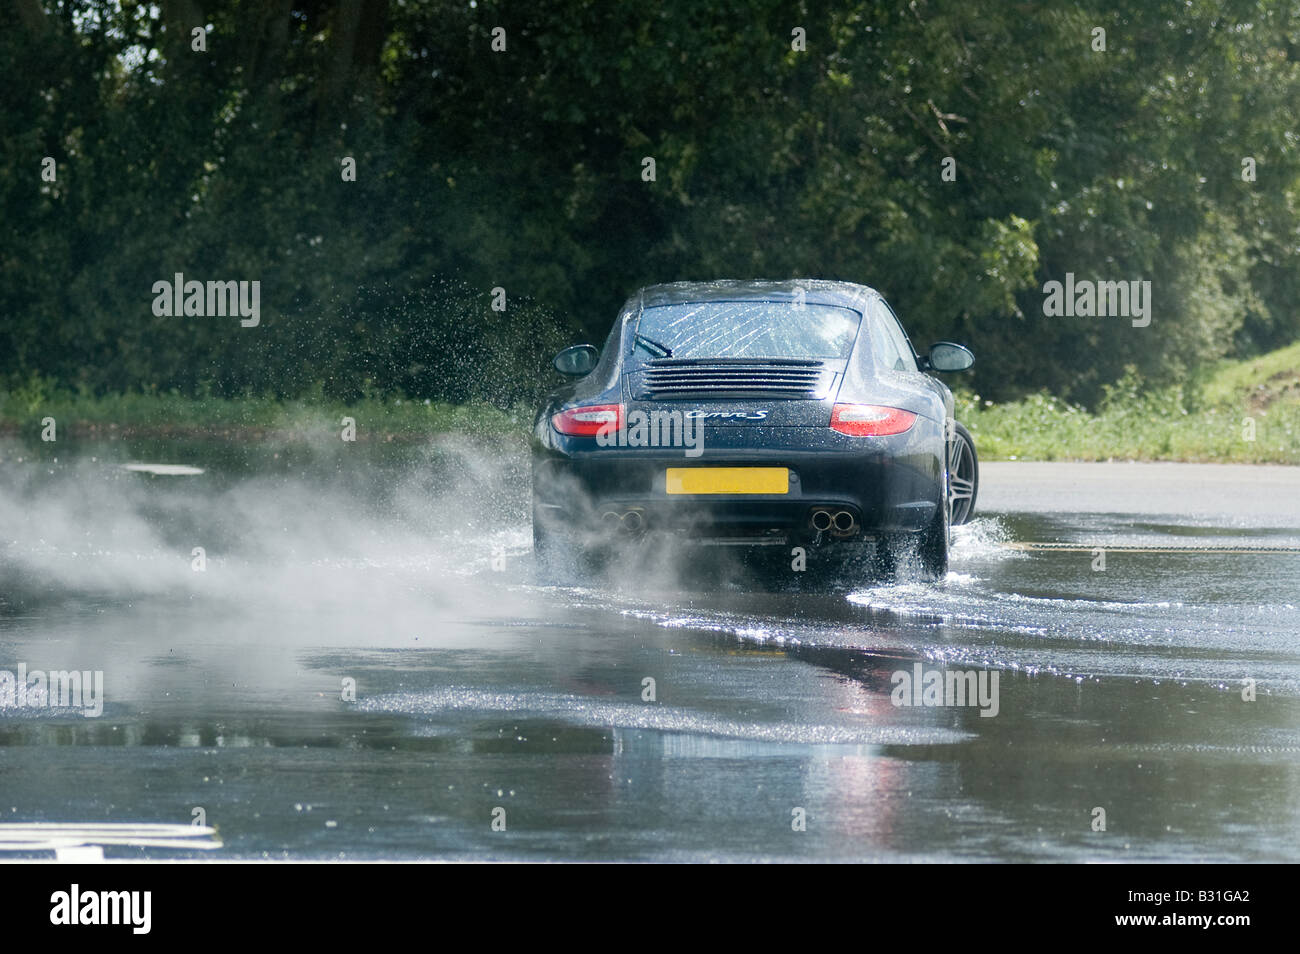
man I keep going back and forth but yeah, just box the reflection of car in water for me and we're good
[531,280,978,580]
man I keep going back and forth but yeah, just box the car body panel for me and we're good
[532,280,964,547]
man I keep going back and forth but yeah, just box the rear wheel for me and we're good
[948,421,979,526]
[917,477,951,581]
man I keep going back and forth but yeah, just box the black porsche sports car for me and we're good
[531,279,978,580]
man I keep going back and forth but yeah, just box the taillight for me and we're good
[830,404,917,436]
[552,403,624,437]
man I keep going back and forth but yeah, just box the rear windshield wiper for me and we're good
[634,333,674,357]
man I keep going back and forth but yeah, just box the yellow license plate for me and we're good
[665,467,789,495]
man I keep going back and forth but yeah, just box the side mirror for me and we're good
[553,344,599,376]
[925,342,975,373]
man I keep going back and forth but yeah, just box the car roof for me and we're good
[635,279,881,314]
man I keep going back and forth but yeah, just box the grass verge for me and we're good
[957,342,1300,463]
[0,386,527,443]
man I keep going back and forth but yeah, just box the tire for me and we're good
[948,421,979,526]
[917,474,951,581]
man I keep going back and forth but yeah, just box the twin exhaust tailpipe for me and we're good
[601,509,645,534]
[810,507,858,538]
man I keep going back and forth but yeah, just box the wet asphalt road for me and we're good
[1,441,1298,861]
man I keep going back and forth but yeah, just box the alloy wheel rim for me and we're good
[948,433,976,525]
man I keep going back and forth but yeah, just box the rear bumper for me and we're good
[532,428,942,540]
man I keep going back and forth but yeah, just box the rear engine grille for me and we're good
[643,359,827,399]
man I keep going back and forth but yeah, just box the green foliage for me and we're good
[2,1,1299,405]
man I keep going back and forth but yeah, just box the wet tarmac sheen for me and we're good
[1,442,1298,861]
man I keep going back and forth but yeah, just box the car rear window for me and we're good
[634,301,861,361]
